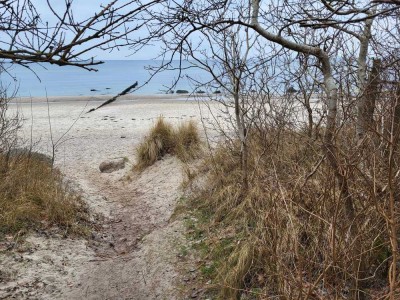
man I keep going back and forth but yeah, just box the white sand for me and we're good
[11,97,216,186]
[1,96,216,299]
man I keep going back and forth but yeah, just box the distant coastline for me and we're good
[10,93,211,104]
[1,60,211,98]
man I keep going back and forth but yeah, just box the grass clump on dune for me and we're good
[135,117,202,170]
[0,153,89,239]
[175,120,202,161]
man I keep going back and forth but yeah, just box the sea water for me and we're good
[0,60,212,97]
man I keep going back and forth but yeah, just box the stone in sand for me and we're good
[99,158,126,173]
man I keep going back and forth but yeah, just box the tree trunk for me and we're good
[393,82,400,138]
[366,59,381,126]
[321,55,367,299]
[320,53,355,220]
[358,59,382,139]
[234,92,249,190]
[356,13,375,142]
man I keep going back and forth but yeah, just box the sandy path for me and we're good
[63,157,185,300]
[1,98,212,299]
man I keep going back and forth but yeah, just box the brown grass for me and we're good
[0,152,89,240]
[135,117,201,170]
[175,120,202,161]
[185,125,398,299]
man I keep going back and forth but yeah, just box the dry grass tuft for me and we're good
[175,120,202,161]
[135,117,202,170]
[135,117,176,169]
[0,152,89,239]
[220,242,257,299]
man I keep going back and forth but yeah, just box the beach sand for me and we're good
[1,96,217,299]
[13,96,211,182]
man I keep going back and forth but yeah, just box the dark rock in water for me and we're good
[106,87,111,90]
[7,148,53,166]
[176,90,189,94]
[196,90,205,94]
[90,89,98,92]
[99,158,125,173]
[213,90,221,94]
[286,86,298,94]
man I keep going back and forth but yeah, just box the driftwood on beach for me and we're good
[87,81,138,113]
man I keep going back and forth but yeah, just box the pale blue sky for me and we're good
[34,1,159,60]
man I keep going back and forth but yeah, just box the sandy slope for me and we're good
[0,97,213,299]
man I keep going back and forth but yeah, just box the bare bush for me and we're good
[188,105,400,298]
[0,82,20,153]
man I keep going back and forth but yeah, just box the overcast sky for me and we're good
[34,1,159,60]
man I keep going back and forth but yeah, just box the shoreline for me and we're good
[10,93,214,104]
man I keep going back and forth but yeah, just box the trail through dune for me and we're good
[0,99,207,300]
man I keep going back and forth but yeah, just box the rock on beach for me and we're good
[99,158,126,173]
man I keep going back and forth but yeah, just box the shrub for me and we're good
[0,88,20,153]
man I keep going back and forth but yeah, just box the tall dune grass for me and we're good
[135,117,201,170]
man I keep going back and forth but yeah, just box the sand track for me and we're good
[63,156,185,300]
[0,99,207,299]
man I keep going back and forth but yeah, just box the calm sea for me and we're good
[0,60,211,97]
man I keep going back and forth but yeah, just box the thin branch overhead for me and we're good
[0,0,161,70]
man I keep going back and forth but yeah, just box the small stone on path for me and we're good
[99,158,125,173]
